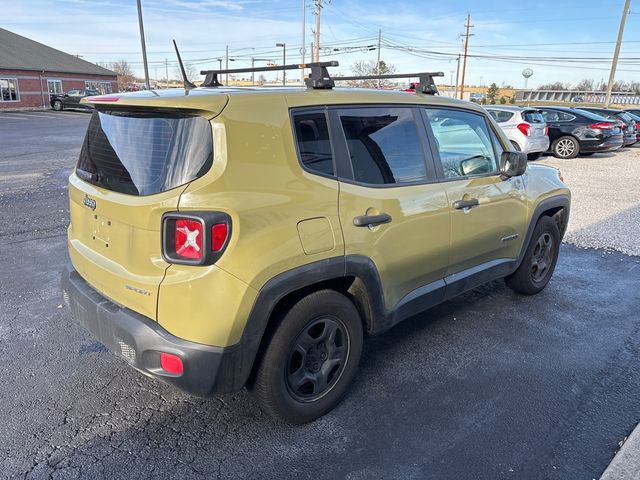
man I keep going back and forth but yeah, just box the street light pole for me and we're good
[136,0,150,90]
[276,43,286,86]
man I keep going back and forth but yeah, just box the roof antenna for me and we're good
[173,39,196,89]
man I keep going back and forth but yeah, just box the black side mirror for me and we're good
[500,151,527,178]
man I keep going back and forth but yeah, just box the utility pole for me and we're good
[276,43,286,85]
[314,0,322,62]
[301,0,306,83]
[136,0,150,90]
[454,54,460,99]
[604,0,631,108]
[165,58,169,85]
[376,29,382,88]
[459,14,473,100]
[225,45,229,85]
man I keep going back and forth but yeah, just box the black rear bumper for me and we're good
[61,264,247,396]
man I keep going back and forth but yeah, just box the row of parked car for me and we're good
[486,105,640,159]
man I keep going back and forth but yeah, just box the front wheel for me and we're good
[505,216,561,295]
[552,136,579,159]
[251,290,363,424]
[52,100,63,111]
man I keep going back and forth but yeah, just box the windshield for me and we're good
[77,110,213,196]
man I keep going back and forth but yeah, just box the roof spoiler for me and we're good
[199,61,444,94]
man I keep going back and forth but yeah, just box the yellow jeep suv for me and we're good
[61,62,570,423]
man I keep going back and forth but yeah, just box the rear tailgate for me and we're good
[68,90,228,320]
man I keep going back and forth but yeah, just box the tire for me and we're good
[53,100,63,111]
[551,136,579,159]
[252,289,363,424]
[527,152,542,161]
[510,140,521,151]
[505,215,561,295]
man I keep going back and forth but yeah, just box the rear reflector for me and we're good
[516,123,530,136]
[211,223,228,252]
[160,352,184,375]
[175,219,203,260]
[590,122,613,130]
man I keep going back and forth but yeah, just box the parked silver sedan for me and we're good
[485,106,550,160]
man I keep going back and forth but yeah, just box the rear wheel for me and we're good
[505,216,561,295]
[552,136,579,159]
[510,140,521,151]
[252,290,363,424]
[53,100,63,111]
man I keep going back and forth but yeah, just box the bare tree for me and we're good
[173,62,199,83]
[340,59,397,88]
[574,79,595,91]
[537,81,567,91]
[110,60,135,91]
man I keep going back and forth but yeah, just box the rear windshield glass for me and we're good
[77,110,213,196]
[523,111,544,123]
[573,109,610,122]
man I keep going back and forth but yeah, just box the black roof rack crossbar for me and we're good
[200,61,339,88]
[336,71,444,94]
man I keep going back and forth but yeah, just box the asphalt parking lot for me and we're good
[1,110,639,480]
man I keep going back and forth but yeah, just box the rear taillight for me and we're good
[175,219,203,260]
[544,126,549,135]
[589,122,613,130]
[516,123,530,136]
[162,212,231,266]
[621,122,627,130]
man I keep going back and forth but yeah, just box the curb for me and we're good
[600,422,640,479]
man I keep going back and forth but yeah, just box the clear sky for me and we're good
[2,0,639,88]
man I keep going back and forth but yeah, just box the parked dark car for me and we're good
[623,111,640,142]
[537,106,623,159]
[50,89,99,111]
[578,107,637,146]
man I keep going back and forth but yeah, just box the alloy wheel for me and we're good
[556,138,575,158]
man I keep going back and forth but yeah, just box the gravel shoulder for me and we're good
[539,145,640,256]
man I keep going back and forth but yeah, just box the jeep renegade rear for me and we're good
[62,62,570,423]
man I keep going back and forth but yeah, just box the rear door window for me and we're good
[488,110,514,123]
[292,111,334,176]
[336,107,428,185]
[77,110,213,196]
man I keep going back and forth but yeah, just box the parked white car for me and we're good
[485,106,549,160]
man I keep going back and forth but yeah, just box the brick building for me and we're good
[0,28,118,110]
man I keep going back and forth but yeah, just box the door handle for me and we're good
[353,213,392,227]
[453,198,479,210]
